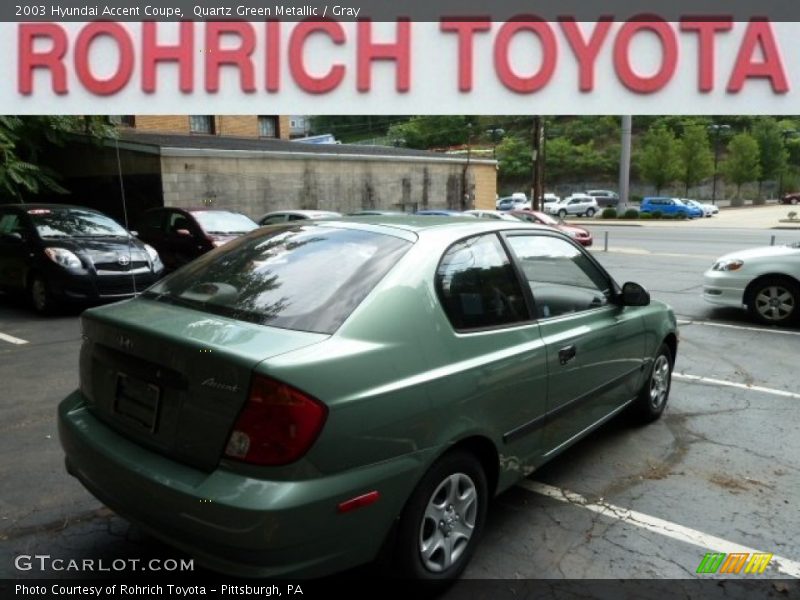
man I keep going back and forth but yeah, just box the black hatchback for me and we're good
[0,204,164,313]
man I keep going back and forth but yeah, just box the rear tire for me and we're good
[586,208,596,217]
[394,450,488,584]
[746,276,800,326]
[629,343,673,424]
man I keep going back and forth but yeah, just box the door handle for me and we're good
[558,345,577,366]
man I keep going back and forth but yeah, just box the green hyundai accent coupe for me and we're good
[58,216,677,581]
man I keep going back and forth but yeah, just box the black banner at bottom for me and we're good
[1,579,797,600]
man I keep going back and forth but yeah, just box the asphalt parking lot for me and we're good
[1,224,798,590]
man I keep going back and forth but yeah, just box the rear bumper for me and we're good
[58,391,427,578]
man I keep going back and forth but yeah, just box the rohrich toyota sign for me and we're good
[5,19,799,113]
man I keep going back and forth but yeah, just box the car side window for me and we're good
[436,234,528,330]
[261,215,287,225]
[287,214,306,221]
[168,211,194,234]
[506,234,612,319]
[0,211,22,235]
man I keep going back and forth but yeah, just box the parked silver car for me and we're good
[703,243,800,325]
[548,195,599,218]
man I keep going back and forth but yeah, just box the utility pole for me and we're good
[619,116,632,211]
[531,117,542,211]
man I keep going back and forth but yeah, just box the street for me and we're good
[1,224,799,585]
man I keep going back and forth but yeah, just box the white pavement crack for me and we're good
[673,373,800,400]
[518,480,800,579]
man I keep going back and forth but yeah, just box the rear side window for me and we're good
[436,234,528,330]
[144,225,411,334]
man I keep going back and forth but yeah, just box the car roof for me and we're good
[306,215,553,236]
[3,203,93,212]
[261,209,341,216]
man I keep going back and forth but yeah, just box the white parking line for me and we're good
[0,331,28,345]
[683,319,800,337]
[674,373,800,400]
[519,480,800,578]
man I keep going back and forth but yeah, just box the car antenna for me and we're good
[114,136,137,296]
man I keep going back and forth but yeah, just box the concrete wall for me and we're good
[132,116,291,139]
[159,151,497,217]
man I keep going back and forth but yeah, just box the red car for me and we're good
[781,193,800,205]
[511,209,593,246]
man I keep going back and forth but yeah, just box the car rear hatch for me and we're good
[79,299,328,471]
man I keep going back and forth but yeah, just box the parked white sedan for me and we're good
[683,199,719,217]
[703,243,800,325]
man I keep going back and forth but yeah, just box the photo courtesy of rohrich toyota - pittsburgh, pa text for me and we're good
[1,2,799,599]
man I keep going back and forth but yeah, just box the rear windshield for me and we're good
[191,211,258,235]
[28,208,129,238]
[143,225,411,334]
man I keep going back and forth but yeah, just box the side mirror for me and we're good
[0,232,23,243]
[175,228,193,237]
[621,282,650,306]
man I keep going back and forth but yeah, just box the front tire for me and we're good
[29,274,54,314]
[395,450,488,583]
[558,209,567,219]
[746,277,799,325]
[630,343,673,424]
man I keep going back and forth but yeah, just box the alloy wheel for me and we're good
[755,285,796,322]
[418,472,478,573]
[649,354,670,410]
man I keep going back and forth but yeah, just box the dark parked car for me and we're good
[0,204,163,313]
[136,208,257,272]
[781,193,800,205]
[59,217,677,581]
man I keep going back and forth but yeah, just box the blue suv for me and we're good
[640,197,703,219]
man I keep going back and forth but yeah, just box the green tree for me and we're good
[722,133,762,202]
[386,116,473,149]
[0,116,114,202]
[752,118,788,201]
[638,125,681,195]
[496,136,531,180]
[677,124,714,196]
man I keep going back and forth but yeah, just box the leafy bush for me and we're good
[602,208,618,219]
[652,210,663,219]
[676,213,688,220]
[630,194,643,204]
[788,211,798,220]
[623,209,640,219]
[639,213,653,220]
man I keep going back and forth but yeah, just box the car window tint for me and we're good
[0,211,22,235]
[261,215,287,225]
[144,225,411,334]
[436,234,528,330]
[506,235,611,319]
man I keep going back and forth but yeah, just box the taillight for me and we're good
[224,374,328,466]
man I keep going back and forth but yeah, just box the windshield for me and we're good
[533,212,559,225]
[28,208,129,238]
[191,211,258,235]
[144,225,411,334]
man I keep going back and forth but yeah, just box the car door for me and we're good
[0,208,31,291]
[503,232,646,456]
[165,210,206,269]
[433,233,548,470]
[136,209,168,258]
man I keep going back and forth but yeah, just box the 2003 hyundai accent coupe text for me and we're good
[58,216,678,582]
